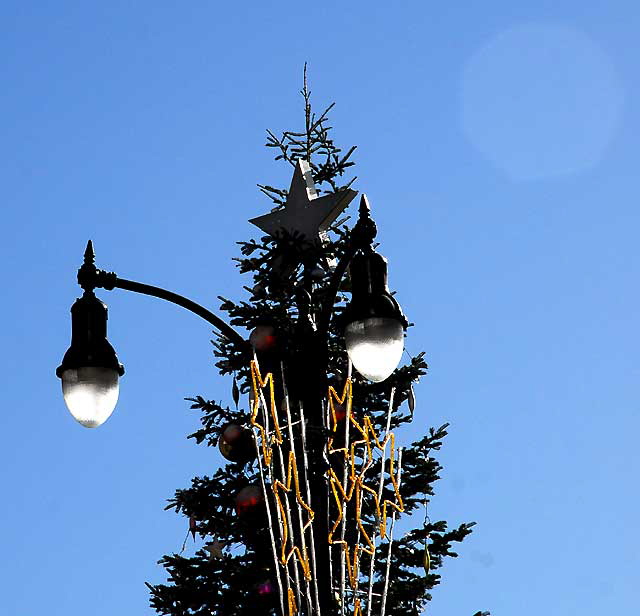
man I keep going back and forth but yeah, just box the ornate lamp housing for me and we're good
[343,247,408,382]
[56,290,124,428]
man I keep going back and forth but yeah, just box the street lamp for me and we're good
[325,194,408,383]
[342,203,408,381]
[56,243,124,427]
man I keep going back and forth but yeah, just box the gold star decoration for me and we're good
[249,159,357,245]
[249,359,283,466]
[327,380,405,537]
[327,463,377,587]
[326,380,405,588]
[273,450,315,580]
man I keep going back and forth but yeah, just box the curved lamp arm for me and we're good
[77,241,245,347]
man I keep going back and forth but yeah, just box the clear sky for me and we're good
[1,2,638,615]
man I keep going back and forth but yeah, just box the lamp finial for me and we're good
[84,240,95,265]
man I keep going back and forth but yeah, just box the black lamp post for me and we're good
[56,193,406,616]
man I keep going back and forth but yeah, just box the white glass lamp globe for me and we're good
[344,317,404,383]
[61,366,120,428]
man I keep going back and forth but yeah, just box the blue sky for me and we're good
[1,2,638,614]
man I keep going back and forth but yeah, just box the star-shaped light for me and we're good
[273,450,315,580]
[249,359,283,467]
[326,379,406,588]
[249,159,357,244]
[204,539,227,561]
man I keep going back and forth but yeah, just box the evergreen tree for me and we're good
[147,72,488,616]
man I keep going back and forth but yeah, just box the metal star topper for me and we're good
[250,159,357,244]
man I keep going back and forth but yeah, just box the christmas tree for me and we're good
[146,71,488,616]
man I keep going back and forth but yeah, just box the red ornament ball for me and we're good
[218,423,255,464]
[333,403,347,423]
[235,484,265,517]
[250,325,277,352]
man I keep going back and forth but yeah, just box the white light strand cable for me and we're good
[253,353,290,615]
[272,376,302,611]
[338,373,352,616]
[350,443,374,608]
[255,436,287,616]
[282,361,313,615]
[324,394,335,609]
[351,381,383,607]
[335,360,353,611]
[379,448,403,616]
[364,386,395,616]
[299,400,322,616]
